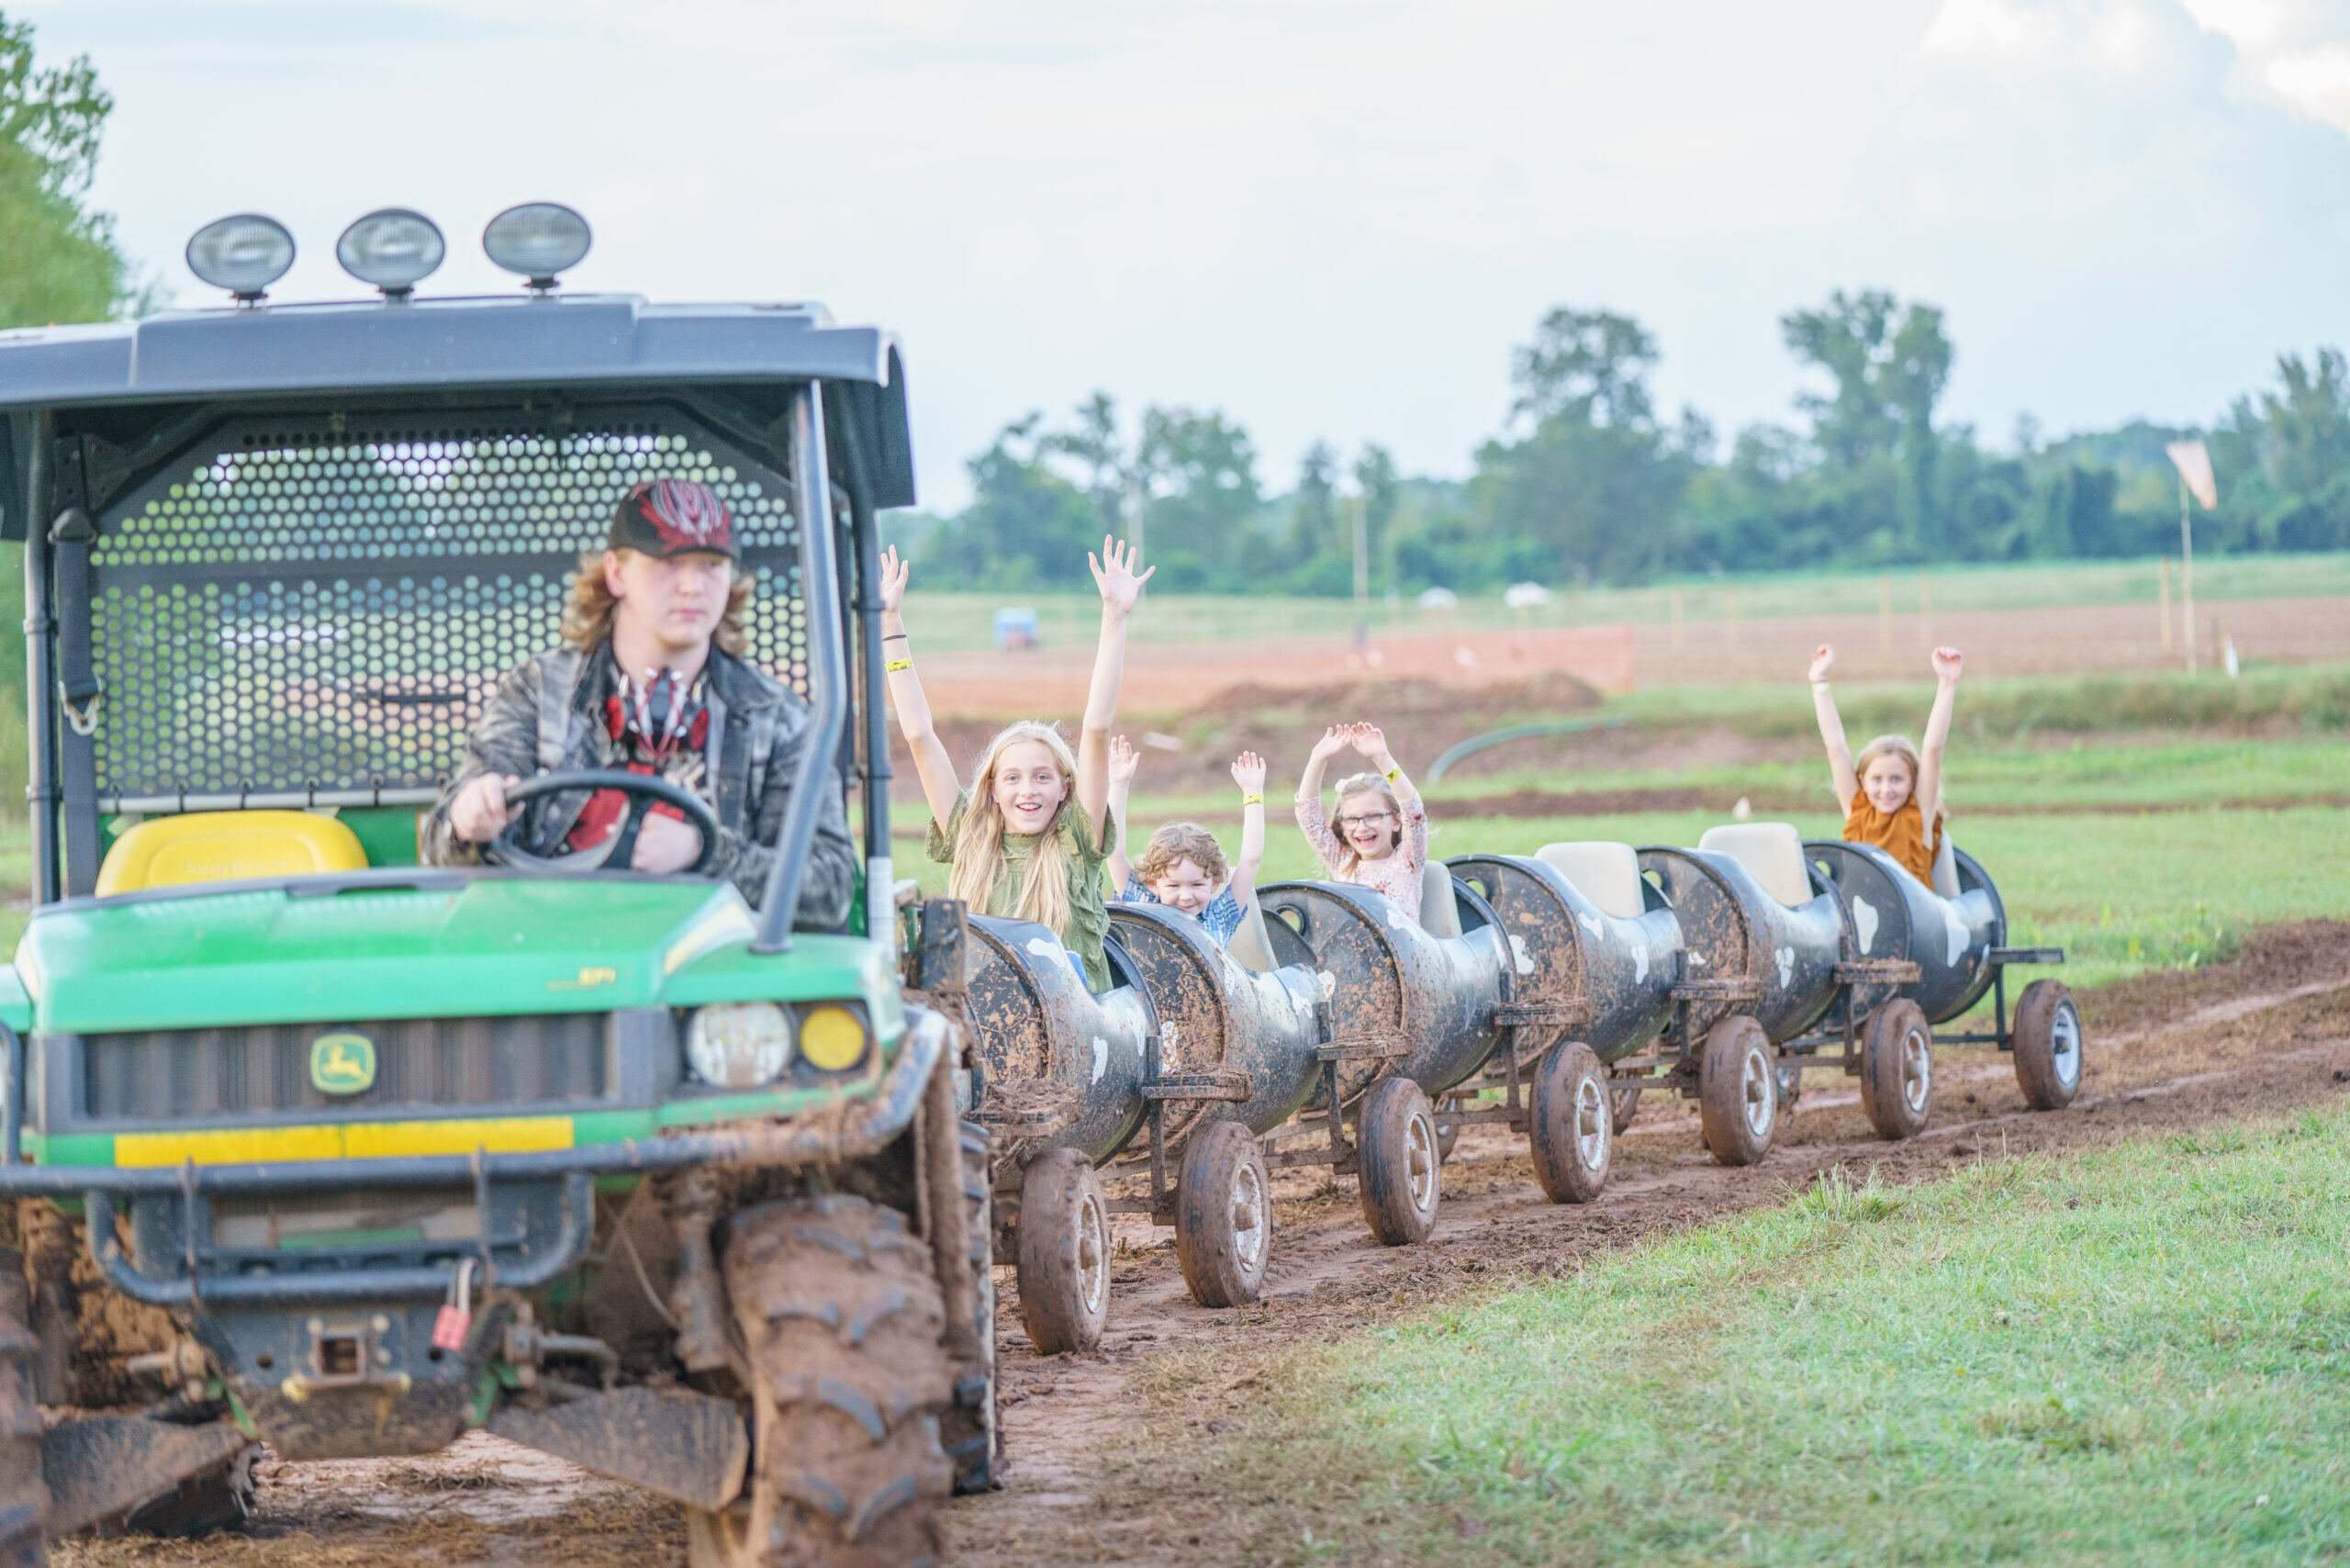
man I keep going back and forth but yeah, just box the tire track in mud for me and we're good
[54,924,2350,1568]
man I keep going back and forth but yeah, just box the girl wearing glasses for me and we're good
[1293,722,1428,919]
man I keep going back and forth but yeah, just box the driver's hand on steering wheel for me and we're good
[448,773,523,844]
[630,811,706,875]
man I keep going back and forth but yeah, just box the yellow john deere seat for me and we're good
[95,811,369,896]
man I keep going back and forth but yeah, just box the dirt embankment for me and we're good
[58,921,2350,1568]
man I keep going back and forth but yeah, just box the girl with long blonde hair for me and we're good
[1807,642,1963,886]
[878,537,1153,991]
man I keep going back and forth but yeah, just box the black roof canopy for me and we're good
[0,292,916,524]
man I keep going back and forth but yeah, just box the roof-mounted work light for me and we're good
[336,207,445,298]
[482,202,591,291]
[185,214,296,303]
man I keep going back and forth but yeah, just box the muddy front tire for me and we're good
[1356,1077,1440,1247]
[688,1195,953,1568]
[1860,999,1934,1140]
[1175,1120,1271,1309]
[943,1119,997,1495]
[1529,1043,1612,1204]
[2012,980,2085,1111]
[1,1249,50,1568]
[1014,1149,1109,1355]
[1699,1016,1778,1168]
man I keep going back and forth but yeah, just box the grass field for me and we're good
[893,673,2350,992]
[884,551,2350,652]
[1111,1104,2350,1565]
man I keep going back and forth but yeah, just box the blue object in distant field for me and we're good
[993,607,1041,650]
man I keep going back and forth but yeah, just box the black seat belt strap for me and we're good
[50,508,101,895]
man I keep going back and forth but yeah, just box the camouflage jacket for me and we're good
[422,643,857,926]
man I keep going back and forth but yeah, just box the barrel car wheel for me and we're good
[1013,1149,1110,1355]
[1698,1015,1778,1168]
[1174,1121,1272,1308]
[1356,1078,1441,1247]
[1860,999,1934,1140]
[1529,1043,1612,1204]
[2012,980,2085,1111]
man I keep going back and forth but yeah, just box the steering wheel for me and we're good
[486,768,722,877]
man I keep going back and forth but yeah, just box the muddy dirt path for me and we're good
[56,924,2350,1568]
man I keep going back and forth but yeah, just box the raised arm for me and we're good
[1228,750,1268,905]
[1352,724,1427,870]
[1917,645,1963,821]
[1292,725,1350,871]
[1075,536,1153,831]
[1808,644,1859,813]
[877,546,962,826]
[1105,734,1140,890]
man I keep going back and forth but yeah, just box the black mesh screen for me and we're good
[87,409,809,809]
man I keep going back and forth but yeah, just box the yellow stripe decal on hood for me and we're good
[116,1115,576,1168]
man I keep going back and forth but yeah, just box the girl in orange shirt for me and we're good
[1807,643,1963,886]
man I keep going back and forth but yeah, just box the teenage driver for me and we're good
[424,477,856,926]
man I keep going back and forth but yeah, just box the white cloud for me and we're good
[15,0,2350,510]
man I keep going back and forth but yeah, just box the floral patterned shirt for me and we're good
[1295,789,1428,919]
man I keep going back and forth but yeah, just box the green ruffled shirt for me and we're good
[926,792,1115,992]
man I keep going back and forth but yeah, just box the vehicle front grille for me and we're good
[81,1014,611,1121]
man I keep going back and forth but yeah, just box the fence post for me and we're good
[2158,557,2172,651]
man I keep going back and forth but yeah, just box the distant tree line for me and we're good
[912,291,2350,595]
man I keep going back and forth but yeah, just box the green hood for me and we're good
[16,875,892,1035]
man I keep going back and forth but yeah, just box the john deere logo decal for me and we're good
[309,1033,377,1095]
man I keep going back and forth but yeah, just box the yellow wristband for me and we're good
[1242,792,1263,806]
[1383,767,1401,782]
[886,658,912,673]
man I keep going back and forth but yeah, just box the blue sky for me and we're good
[19,0,2350,509]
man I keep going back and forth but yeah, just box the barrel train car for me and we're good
[912,819,2081,1349]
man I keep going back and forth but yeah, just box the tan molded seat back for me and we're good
[1418,862,1462,938]
[1226,895,1278,973]
[1930,829,1962,899]
[1537,841,1646,921]
[1696,822,1813,909]
[96,810,369,897]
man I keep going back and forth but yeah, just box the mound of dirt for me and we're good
[899,672,1612,794]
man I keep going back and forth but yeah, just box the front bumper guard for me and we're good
[0,1008,948,1306]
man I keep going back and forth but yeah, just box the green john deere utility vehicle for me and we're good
[0,205,993,1568]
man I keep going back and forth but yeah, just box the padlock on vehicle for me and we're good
[431,1258,476,1351]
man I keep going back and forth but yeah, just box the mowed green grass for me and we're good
[1119,1106,2350,1566]
[881,550,2350,651]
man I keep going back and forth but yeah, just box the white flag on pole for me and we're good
[2165,439,2218,510]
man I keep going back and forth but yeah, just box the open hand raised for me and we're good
[1108,734,1139,787]
[1309,724,1351,761]
[1348,723,1392,763]
[1231,751,1267,793]
[1089,535,1156,618]
[1931,645,1964,683]
[1807,644,1835,683]
[878,545,911,618]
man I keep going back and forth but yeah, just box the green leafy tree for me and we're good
[1136,407,1262,590]
[1780,289,1953,554]
[1287,440,1339,573]
[1038,390,1130,536]
[0,13,139,328]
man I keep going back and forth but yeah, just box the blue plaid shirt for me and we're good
[1119,876,1245,948]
